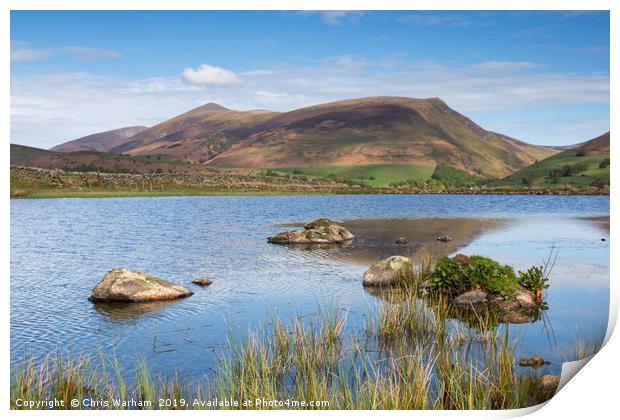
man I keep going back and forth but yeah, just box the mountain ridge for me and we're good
[51,126,148,152]
[48,96,559,179]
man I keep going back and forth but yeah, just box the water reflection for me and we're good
[93,299,182,321]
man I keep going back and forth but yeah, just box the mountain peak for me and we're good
[197,102,230,112]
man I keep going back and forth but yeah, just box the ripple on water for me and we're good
[10,195,610,377]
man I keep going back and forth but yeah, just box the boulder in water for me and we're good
[363,256,412,288]
[90,268,193,302]
[192,277,213,286]
[268,218,354,244]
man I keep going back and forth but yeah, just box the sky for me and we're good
[10,10,610,149]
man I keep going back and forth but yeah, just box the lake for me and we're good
[10,194,610,381]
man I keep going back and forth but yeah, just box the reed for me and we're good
[12,296,577,410]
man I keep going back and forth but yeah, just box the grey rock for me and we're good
[192,277,213,286]
[454,290,488,306]
[519,354,548,368]
[514,290,537,309]
[363,256,412,288]
[268,218,354,244]
[91,268,193,302]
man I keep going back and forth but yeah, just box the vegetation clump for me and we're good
[431,164,485,188]
[431,255,519,298]
[517,266,549,293]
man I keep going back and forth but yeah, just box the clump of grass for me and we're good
[12,301,559,410]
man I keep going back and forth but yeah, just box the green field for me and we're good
[492,150,610,188]
[275,163,435,187]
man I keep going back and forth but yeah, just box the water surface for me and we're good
[10,194,609,379]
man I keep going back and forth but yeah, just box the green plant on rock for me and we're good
[466,256,517,299]
[431,257,472,292]
[517,266,549,292]
[431,255,518,298]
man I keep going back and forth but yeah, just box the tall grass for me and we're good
[12,298,564,410]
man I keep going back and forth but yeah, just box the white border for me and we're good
[2,1,616,419]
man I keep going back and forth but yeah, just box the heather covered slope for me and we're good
[11,144,199,174]
[205,97,556,179]
[51,126,148,152]
[493,132,610,187]
[110,103,280,163]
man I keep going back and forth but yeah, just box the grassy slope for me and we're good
[11,144,199,173]
[199,97,556,178]
[275,163,435,187]
[492,149,610,187]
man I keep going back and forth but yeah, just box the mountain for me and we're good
[202,97,555,179]
[110,103,280,163]
[493,132,610,187]
[45,96,559,183]
[11,144,200,174]
[51,126,148,152]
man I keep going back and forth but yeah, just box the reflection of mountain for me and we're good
[315,217,503,264]
[92,299,181,321]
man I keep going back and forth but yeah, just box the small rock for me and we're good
[454,290,488,306]
[192,277,213,286]
[395,237,408,245]
[437,236,453,242]
[514,290,537,309]
[540,375,561,396]
[363,256,412,288]
[519,354,548,368]
[500,311,531,324]
[91,268,193,302]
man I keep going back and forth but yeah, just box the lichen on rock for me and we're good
[267,218,354,244]
[90,268,193,302]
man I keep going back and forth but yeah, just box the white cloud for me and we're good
[11,47,52,62]
[61,46,121,60]
[11,41,121,62]
[182,64,240,86]
[397,13,473,27]
[299,11,364,26]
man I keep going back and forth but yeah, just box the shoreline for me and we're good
[10,189,611,200]
[10,165,609,199]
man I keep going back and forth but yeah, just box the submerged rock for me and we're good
[90,268,193,302]
[192,277,213,286]
[519,354,549,369]
[454,290,488,307]
[363,256,412,288]
[267,218,354,244]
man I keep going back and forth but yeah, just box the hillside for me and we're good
[493,132,610,188]
[105,96,556,181]
[110,103,280,163]
[51,126,148,152]
[204,97,556,179]
[11,144,202,174]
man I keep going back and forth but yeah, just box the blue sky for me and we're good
[11,10,610,148]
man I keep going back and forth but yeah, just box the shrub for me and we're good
[431,164,485,188]
[518,266,549,292]
[431,255,518,298]
[599,158,610,169]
